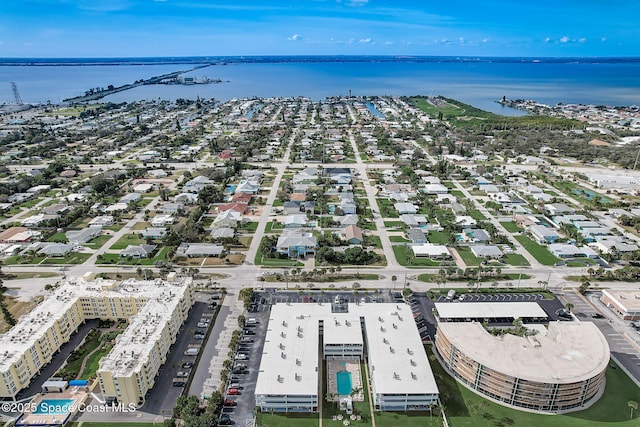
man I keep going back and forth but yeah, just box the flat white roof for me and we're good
[255,303,438,398]
[602,289,640,313]
[0,277,191,376]
[364,303,438,395]
[435,302,548,319]
[438,321,610,384]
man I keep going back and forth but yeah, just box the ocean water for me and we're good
[1,58,640,115]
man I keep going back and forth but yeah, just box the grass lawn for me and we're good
[83,234,112,249]
[4,272,60,279]
[503,253,530,266]
[254,241,304,267]
[256,413,319,427]
[393,245,441,267]
[110,234,146,250]
[433,347,640,427]
[389,235,410,243]
[467,208,487,221]
[500,221,523,233]
[47,232,69,242]
[455,247,481,266]
[42,253,92,265]
[376,198,399,218]
[427,231,452,245]
[384,221,405,229]
[241,221,259,231]
[514,235,561,266]
[265,221,284,232]
[450,190,465,198]
[79,343,114,379]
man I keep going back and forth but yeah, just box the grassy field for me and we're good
[427,231,452,245]
[109,234,146,250]
[389,235,410,243]
[500,221,523,233]
[83,234,112,249]
[68,423,155,427]
[502,253,530,266]
[432,348,640,427]
[384,221,405,229]
[514,235,561,266]
[455,247,481,266]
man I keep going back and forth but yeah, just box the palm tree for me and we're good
[391,275,397,289]
[629,400,638,419]
[565,303,574,313]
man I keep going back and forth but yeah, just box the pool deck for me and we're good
[17,387,89,427]
[327,358,364,401]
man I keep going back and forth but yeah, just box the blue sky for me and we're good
[0,0,638,57]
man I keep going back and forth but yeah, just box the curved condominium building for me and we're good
[435,321,609,413]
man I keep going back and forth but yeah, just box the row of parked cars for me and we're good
[221,318,260,425]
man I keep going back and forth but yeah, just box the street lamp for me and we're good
[284,269,289,290]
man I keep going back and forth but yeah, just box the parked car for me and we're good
[227,388,240,395]
[176,371,190,378]
[181,361,194,369]
[243,329,256,335]
[219,414,233,425]
[592,313,605,319]
[223,399,237,406]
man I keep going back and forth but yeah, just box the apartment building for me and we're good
[0,277,194,406]
[435,321,609,413]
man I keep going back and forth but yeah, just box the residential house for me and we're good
[8,193,34,204]
[0,227,40,243]
[462,228,491,243]
[470,245,503,259]
[184,175,216,193]
[120,244,156,258]
[424,184,449,194]
[394,203,418,215]
[140,228,168,239]
[211,228,235,240]
[529,224,560,244]
[342,225,363,245]
[231,192,253,204]
[176,243,224,258]
[215,202,249,215]
[66,228,101,245]
[120,193,142,204]
[213,210,243,228]
[283,201,315,215]
[39,243,74,257]
[276,230,317,258]
[41,204,71,216]
[89,215,114,227]
[336,215,359,227]
[151,215,175,227]
[158,203,183,215]
[148,169,168,178]
[284,214,308,228]
[592,236,639,254]
[549,244,599,259]
[133,183,154,193]
[455,216,477,228]
[545,203,575,216]
[174,193,199,205]
[236,180,260,195]
[406,228,428,244]
[21,214,46,227]
[411,243,451,259]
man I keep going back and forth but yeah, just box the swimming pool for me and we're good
[337,370,353,395]
[32,399,75,415]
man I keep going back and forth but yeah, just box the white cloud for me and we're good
[481,38,488,43]
[383,41,395,45]
[544,37,551,43]
[559,36,570,43]
[359,37,372,44]
[578,38,586,43]
[458,37,465,44]
[346,0,368,5]
[287,34,303,41]
[601,37,607,42]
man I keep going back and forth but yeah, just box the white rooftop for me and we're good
[255,303,437,398]
[0,277,191,376]
[437,321,609,384]
[435,302,548,319]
